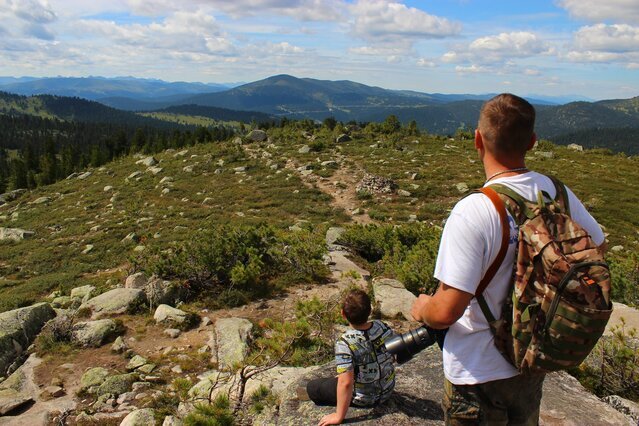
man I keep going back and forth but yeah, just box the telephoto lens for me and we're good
[384,326,438,364]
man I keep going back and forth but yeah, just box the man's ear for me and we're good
[527,132,537,151]
[475,129,483,151]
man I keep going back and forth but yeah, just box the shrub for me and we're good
[249,385,278,414]
[140,224,329,307]
[184,395,235,426]
[609,252,639,307]
[337,223,441,294]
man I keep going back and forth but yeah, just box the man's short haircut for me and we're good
[478,93,536,156]
[342,289,371,325]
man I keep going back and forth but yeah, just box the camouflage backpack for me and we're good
[475,176,613,373]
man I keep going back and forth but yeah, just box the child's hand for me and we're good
[318,412,344,426]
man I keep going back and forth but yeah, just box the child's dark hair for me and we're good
[342,289,371,325]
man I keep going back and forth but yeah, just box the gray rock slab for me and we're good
[80,288,147,319]
[0,228,35,241]
[120,408,156,426]
[72,319,121,347]
[0,303,55,376]
[154,304,189,326]
[215,318,253,370]
[372,278,417,321]
[606,302,639,335]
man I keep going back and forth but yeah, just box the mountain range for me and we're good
[1,74,638,153]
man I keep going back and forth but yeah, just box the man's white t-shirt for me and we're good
[434,171,605,385]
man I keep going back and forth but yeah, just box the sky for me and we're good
[0,0,637,100]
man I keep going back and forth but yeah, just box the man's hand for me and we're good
[319,412,344,426]
[411,294,432,323]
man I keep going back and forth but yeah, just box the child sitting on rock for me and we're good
[302,289,397,426]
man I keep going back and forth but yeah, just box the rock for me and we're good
[145,277,184,307]
[126,171,143,181]
[603,395,639,423]
[611,245,624,252]
[325,227,345,248]
[120,408,155,426]
[567,143,584,152]
[122,232,140,244]
[147,166,163,175]
[372,278,416,321]
[356,174,398,194]
[162,188,170,195]
[397,189,412,197]
[70,285,95,302]
[243,366,318,403]
[133,245,145,253]
[201,317,212,327]
[0,189,26,205]
[175,150,189,157]
[164,329,181,338]
[455,182,469,193]
[104,185,114,192]
[160,176,174,184]
[183,165,195,173]
[215,318,253,369]
[77,171,92,180]
[97,373,137,396]
[32,196,51,205]
[80,367,110,393]
[0,303,56,376]
[188,371,233,401]
[82,244,94,254]
[51,296,74,309]
[336,134,351,143]
[233,166,247,173]
[0,227,35,241]
[72,319,122,348]
[126,355,148,371]
[535,151,555,159]
[246,129,268,142]
[0,388,33,415]
[111,336,128,353]
[298,145,311,154]
[154,305,192,328]
[125,272,148,289]
[321,160,338,168]
[136,156,158,167]
[44,385,65,398]
[606,302,639,336]
[79,288,147,319]
[163,415,184,426]
[137,363,156,374]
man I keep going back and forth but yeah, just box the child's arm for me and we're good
[318,370,354,426]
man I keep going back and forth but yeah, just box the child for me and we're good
[305,289,397,426]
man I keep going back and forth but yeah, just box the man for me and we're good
[411,93,605,425]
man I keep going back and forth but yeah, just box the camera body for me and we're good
[384,326,447,364]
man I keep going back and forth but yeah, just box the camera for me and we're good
[384,326,447,364]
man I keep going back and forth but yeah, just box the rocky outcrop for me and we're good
[356,174,398,194]
[154,305,196,329]
[0,303,56,376]
[79,288,147,319]
[125,273,184,307]
[215,318,253,370]
[120,408,156,426]
[0,228,35,241]
[135,156,158,167]
[372,278,416,321]
[71,319,122,348]
[80,367,111,394]
[246,129,268,143]
[0,189,26,206]
[97,373,137,396]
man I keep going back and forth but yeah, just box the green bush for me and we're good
[249,385,278,414]
[139,224,329,307]
[184,395,235,426]
[337,223,441,294]
[609,252,639,307]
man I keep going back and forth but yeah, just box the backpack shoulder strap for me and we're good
[547,175,571,216]
[475,187,510,322]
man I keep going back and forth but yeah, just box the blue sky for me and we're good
[0,0,637,99]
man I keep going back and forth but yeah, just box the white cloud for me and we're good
[416,58,436,67]
[4,0,57,24]
[524,68,541,76]
[443,32,552,67]
[557,0,639,24]
[350,0,461,43]
[574,24,639,52]
[207,0,345,21]
[455,64,489,74]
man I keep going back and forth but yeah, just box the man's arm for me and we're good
[411,283,474,329]
[318,370,354,426]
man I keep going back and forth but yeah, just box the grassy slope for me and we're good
[0,129,637,312]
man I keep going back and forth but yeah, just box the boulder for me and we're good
[70,285,95,302]
[0,227,35,241]
[154,304,191,326]
[51,295,75,309]
[79,288,147,319]
[72,319,122,347]
[246,129,268,142]
[126,355,148,371]
[298,145,311,154]
[0,189,26,205]
[148,166,163,175]
[77,171,92,180]
[80,367,110,393]
[535,151,555,159]
[120,408,156,426]
[163,415,184,426]
[31,196,51,205]
[336,134,351,143]
[145,277,184,307]
[603,395,639,423]
[397,189,412,197]
[567,143,584,152]
[0,388,33,415]
[111,336,128,353]
[325,227,345,248]
[356,174,398,194]
[125,272,148,289]
[215,318,253,369]
[372,278,416,321]
[187,370,233,401]
[0,303,56,376]
[136,156,158,167]
[455,182,469,194]
[97,373,137,396]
